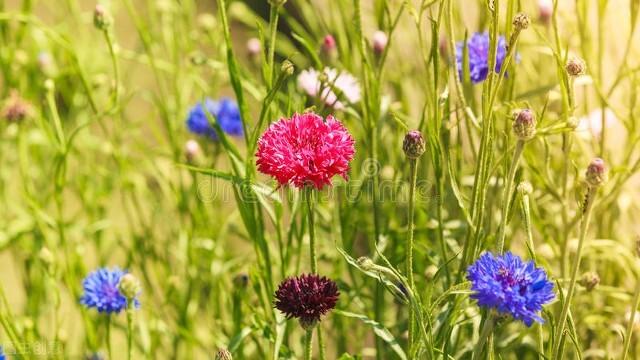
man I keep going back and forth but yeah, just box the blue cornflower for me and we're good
[80,267,140,314]
[0,346,5,360]
[456,32,508,84]
[467,251,555,326]
[185,97,243,140]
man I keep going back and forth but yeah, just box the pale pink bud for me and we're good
[372,31,388,55]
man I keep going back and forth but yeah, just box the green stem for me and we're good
[305,187,317,274]
[406,159,418,352]
[552,186,598,359]
[126,305,134,360]
[623,267,640,360]
[106,315,113,360]
[472,316,495,360]
[496,140,525,253]
[304,329,313,360]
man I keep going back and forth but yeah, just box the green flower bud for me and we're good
[402,130,426,159]
[93,4,113,31]
[118,273,141,300]
[512,109,536,140]
[578,271,600,291]
[585,158,607,188]
[513,13,531,31]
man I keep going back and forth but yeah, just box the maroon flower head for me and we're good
[274,274,339,328]
[256,112,355,190]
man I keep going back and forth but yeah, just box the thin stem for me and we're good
[304,328,313,360]
[552,186,598,358]
[406,158,418,352]
[496,140,525,253]
[106,314,113,360]
[305,187,317,274]
[472,315,495,360]
[623,266,640,360]
[126,305,134,360]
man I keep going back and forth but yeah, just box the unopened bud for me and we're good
[517,181,533,195]
[93,4,113,31]
[424,265,438,280]
[538,0,553,24]
[233,273,249,289]
[185,140,200,162]
[372,31,388,55]
[566,57,587,77]
[197,13,216,32]
[578,271,600,291]
[512,13,530,31]
[402,130,426,159]
[247,38,261,57]
[566,116,579,130]
[356,257,375,271]
[585,158,607,187]
[118,273,141,300]
[513,109,537,140]
[322,35,336,52]
[215,348,233,360]
[39,247,55,268]
[281,60,294,76]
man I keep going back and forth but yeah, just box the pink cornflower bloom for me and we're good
[256,112,355,190]
[297,67,361,110]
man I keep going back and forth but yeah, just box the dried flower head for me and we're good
[1,90,32,123]
[513,13,531,31]
[585,158,607,187]
[456,32,509,84]
[215,348,233,360]
[274,274,339,329]
[566,57,587,77]
[256,112,355,189]
[517,181,533,195]
[467,252,555,326]
[578,271,600,291]
[513,109,537,140]
[402,130,426,159]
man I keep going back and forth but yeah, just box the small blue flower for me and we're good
[0,346,5,360]
[456,32,508,84]
[185,97,243,140]
[467,252,555,326]
[80,267,139,314]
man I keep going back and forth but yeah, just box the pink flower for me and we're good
[297,68,361,110]
[256,112,355,189]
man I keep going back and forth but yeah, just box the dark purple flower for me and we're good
[467,252,555,326]
[274,274,339,327]
[456,32,509,84]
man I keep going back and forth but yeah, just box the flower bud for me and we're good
[372,31,388,55]
[512,109,537,140]
[517,181,533,195]
[566,57,587,77]
[247,37,261,58]
[215,348,233,360]
[118,273,141,300]
[512,13,530,31]
[39,247,55,268]
[538,0,553,24]
[356,257,375,271]
[93,4,113,31]
[184,139,200,162]
[566,116,579,130]
[281,60,294,76]
[1,90,32,123]
[233,273,249,289]
[424,265,438,280]
[402,130,426,159]
[578,271,600,291]
[197,13,216,32]
[322,34,336,53]
[299,317,317,331]
[585,158,607,187]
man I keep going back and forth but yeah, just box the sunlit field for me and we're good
[1,0,640,359]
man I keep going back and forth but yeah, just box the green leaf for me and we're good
[334,310,407,360]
